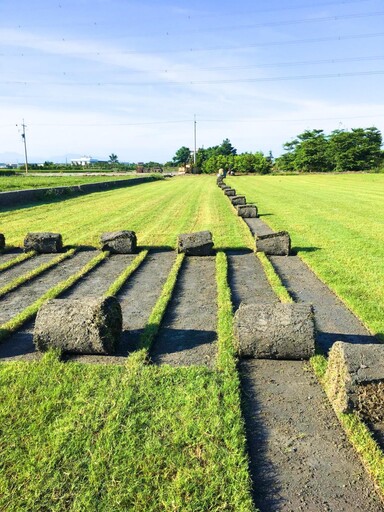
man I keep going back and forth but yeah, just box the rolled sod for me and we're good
[177,230,214,256]
[0,234,5,250]
[234,303,315,360]
[100,230,137,253]
[325,341,384,414]
[230,195,246,206]
[224,189,236,196]
[255,231,291,256]
[236,204,258,218]
[24,232,63,253]
[34,296,122,354]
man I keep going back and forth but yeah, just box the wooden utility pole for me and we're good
[17,120,29,174]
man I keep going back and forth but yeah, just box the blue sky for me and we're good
[1,0,384,163]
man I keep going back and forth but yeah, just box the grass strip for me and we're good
[0,250,109,343]
[0,251,36,272]
[138,252,184,354]
[215,251,236,373]
[104,249,148,297]
[0,249,76,298]
[311,356,384,494]
[255,252,293,303]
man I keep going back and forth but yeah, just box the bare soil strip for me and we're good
[241,360,384,512]
[118,250,176,350]
[0,254,56,288]
[0,251,96,327]
[150,256,217,367]
[244,217,274,237]
[66,250,176,364]
[227,250,277,310]
[0,251,97,361]
[268,255,376,353]
[61,254,137,299]
[228,245,384,510]
[0,250,24,264]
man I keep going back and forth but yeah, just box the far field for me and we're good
[0,174,134,191]
[1,176,253,250]
[227,173,384,340]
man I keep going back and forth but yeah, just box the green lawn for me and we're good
[227,174,384,339]
[0,355,253,512]
[0,174,134,192]
[0,176,255,511]
[1,176,253,250]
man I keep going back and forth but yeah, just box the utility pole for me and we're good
[17,120,29,174]
[193,114,197,165]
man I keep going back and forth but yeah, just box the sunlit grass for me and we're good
[1,176,253,250]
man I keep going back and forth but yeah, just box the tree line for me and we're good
[171,127,384,174]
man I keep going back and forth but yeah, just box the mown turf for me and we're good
[1,176,253,250]
[0,349,254,511]
[0,175,133,191]
[227,174,384,340]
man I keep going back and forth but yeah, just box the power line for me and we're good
[4,69,384,87]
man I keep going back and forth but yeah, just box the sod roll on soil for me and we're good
[34,296,122,354]
[177,231,214,256]
[24,232,63,253]
[255,231,291,256]
[100,230,137,254]
[0,234,5,250]
[234,303,315,359]
[325,341,384,414]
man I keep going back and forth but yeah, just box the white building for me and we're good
[70,156,99,166]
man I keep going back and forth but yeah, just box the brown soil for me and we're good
[150,256,217,367]
[241,359,384,512]
[0,253,61,288]
[0,250,96,326]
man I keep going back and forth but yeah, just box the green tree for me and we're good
[172,146,191,165]
[109,153,119,164]
[329,127,382,172]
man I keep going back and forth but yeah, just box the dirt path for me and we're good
[150,256,217,367]
[241,360,384,512]
[227,250,277,309]
[227,223,384,510]
[0,253,57,287]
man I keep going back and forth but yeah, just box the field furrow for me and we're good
[150,256,218,367]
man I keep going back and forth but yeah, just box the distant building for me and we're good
[71,156,99,166]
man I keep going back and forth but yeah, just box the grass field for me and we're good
[0,174,134,191]
[227,174,384,341]
[0,176,255,511]
[1,176,253,250]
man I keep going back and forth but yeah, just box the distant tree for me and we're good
[328,127,382,171]
[217,138,237,156]
[172,146,191,165]
[109,153,119,164]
